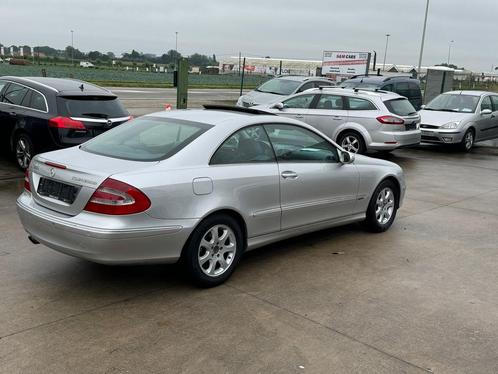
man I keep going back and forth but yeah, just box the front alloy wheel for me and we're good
[15,135,34,170]
[364,180,398,232]
[459,130,474,152]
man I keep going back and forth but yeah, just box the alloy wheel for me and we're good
[375,187,395,225]
[198,224,237,277]
[341,135,360,153]
[16,137,32,169]
[464,131,474,151]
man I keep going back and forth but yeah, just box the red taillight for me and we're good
[24,170,31,192]
[377,115,405,125]
[49,116,86,130]
[84,178,151,215]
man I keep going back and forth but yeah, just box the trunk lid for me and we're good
[29,146,156,216]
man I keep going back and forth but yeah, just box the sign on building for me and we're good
[322,51,370,77]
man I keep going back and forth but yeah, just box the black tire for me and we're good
[14,133,35,170]
[363,180,399,233]
[183,214,244,288]
[338,131,366,154]
[458,129,474,152]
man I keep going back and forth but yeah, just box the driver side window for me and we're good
[282,94,315,109]
[264,124,339,163]
[210,125,275,165]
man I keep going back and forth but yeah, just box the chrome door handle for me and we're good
[281,170,298,179]
[9,112,17,116]
[332,116,342,120]
[294,115,304,119]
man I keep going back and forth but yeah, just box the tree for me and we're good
[65,46,85,60]
[88,50,103,61]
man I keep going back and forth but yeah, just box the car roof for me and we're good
[304,87,401,99]
[0,76,115,97]
[442,90,494,97]
[275,75,329,82]
[344,75,418,84]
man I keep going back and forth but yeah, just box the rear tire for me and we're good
[338,131,366,154]
[363,180,399,233]
[14,133,34,170]
[183,214,244,288]
[458,129,474,152]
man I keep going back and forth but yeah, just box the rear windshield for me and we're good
[384,98,417,116]
[81,116,212,161]
[256,78,301,95]
[57,96,128,118]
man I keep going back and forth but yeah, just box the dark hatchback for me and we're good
[341,75,423,110]
[0,76,131,169]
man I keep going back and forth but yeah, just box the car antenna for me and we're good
[79,84,84,91]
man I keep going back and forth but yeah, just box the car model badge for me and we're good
[50,168,56,177]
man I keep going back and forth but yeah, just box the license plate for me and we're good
[37,178,78,204]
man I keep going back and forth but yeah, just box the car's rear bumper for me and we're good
[17,192,197,265]
[369,130,421,150]
[420,128,464,144]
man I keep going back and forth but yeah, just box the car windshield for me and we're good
[81,116,212,161]
[340,82,379,89]
[384,98,417,116]
[256,78,301,95]
[425,94,479,113]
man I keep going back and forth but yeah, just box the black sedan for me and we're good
[0,76,131,169]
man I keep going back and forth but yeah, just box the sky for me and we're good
[1,0,496,72]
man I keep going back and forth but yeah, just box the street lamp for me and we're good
[382,33,391,71]
[417,0,430,75]
[70,30,74,66]
[447,40,454,65]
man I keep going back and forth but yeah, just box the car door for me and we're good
[209,125,281,236]
[264,123,360,230]
[0,82,30,150]
[304,94,348,139]
[278,93,316,121]
[488,95,498,139]
[475,96,495,141]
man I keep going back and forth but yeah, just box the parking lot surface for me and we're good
[1,91,498,373]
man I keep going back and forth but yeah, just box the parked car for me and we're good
[17,106,405,287]
[254,87,421,154]
[0,76,131,169]
[419,91,498,151]
[340,75,423,110]
[79,61,95,68]
[237,76,335,108]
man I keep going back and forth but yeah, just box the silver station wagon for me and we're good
[17,107,405,287]
[254,87,421,154]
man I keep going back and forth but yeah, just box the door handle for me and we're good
[294,115,304,119]
[332,116,342,120]
[10,112,17,116]
[281,170,298,179]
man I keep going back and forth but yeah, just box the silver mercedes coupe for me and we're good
[17,107,406,287]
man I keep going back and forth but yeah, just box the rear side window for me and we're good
[347,97,376,110]
[395,82,410,98]
[82,116,212,161]
[29,90,47,111]
[57,96,128,118]
[316,95,344,110]
[384,98,417,116]
[2,83,29,106]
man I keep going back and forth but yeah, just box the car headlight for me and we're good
[441,121,460,129]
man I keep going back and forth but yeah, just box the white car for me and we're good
[237,76,334,108]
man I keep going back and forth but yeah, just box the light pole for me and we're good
[70,30,74,66]
[382,34,390,71]
[417,0,430,75]
[175,31,178,54]
[447,40,454,65]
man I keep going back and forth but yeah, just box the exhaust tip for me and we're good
[28,236,40,245]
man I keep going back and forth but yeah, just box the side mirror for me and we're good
[420,104,426,109]
[481,108,492,115]
[340,151,355,164]
[272,102,284,110]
